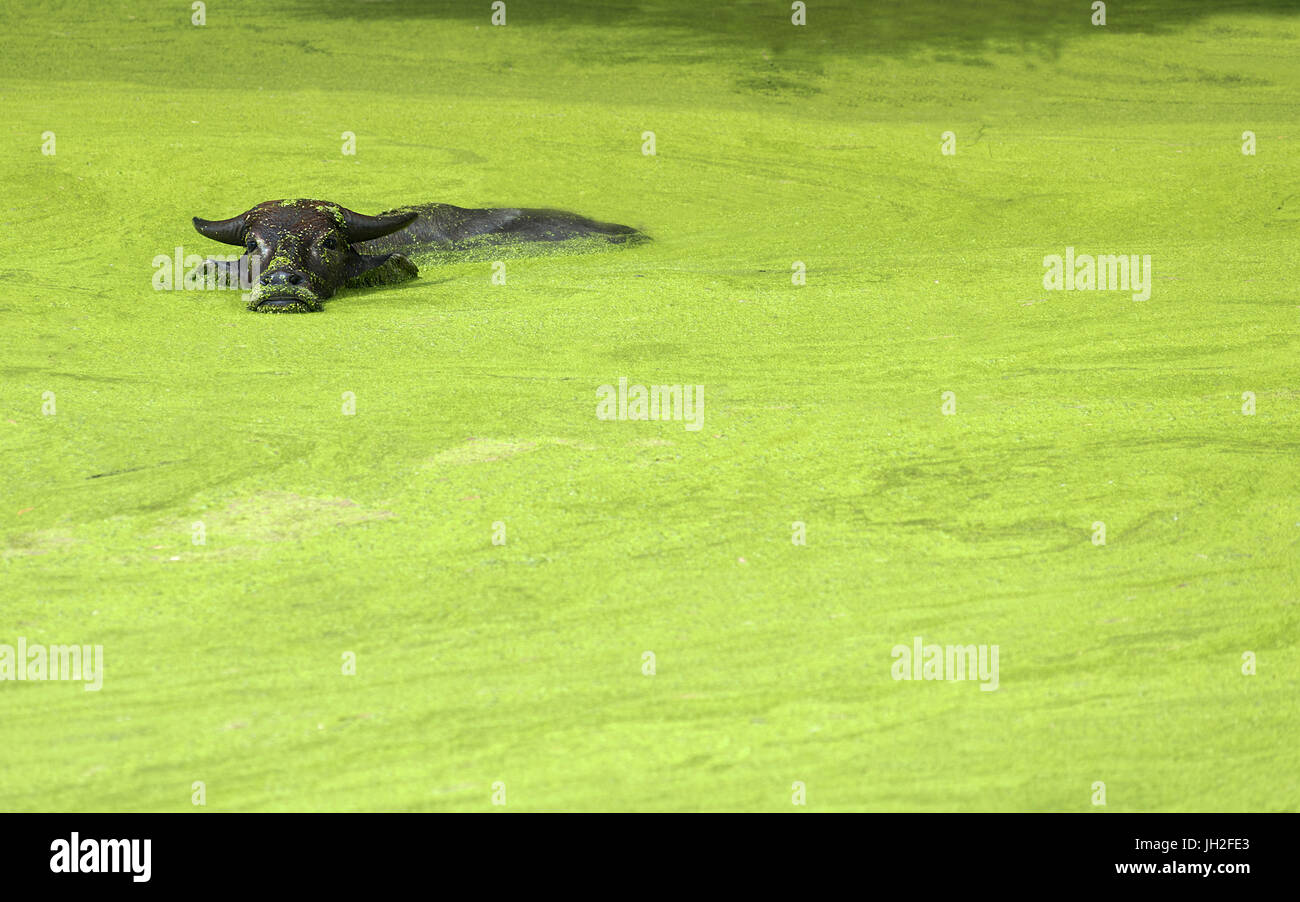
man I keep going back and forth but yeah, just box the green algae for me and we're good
[0,1,1297,813]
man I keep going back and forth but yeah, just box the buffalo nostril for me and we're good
[262,270,303,287]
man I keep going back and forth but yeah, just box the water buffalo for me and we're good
[192,198,642,312]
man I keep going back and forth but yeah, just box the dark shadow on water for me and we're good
[290,0,1299,61]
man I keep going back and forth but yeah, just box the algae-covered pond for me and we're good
[1,1,1297,811]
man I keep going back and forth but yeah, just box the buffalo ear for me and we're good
[341,208,418,243]
[192,211,250,245]
[344,252,419,289]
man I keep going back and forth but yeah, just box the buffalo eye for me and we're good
[244,239,258,254]
[321,237,338,250]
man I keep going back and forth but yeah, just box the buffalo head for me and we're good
[192,199,418,312]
